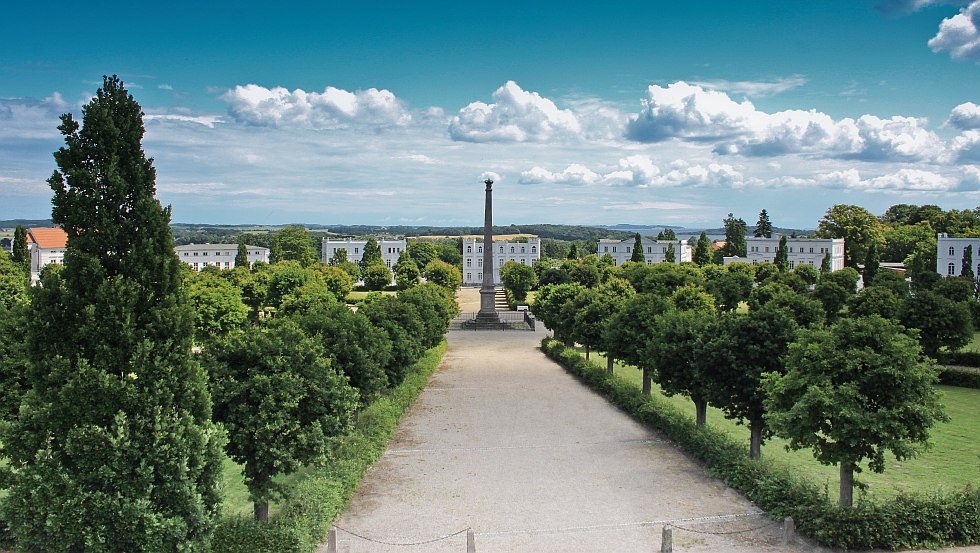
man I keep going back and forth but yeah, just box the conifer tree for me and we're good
[754,209,773,238]
[693,232,710,266]
[630,233,644,263]
[774,235,789,272]
[1,76,223,551]
[960,244,974,282]
[665,242,676,263]
[865,239,882,287]
[821,252,832,274]
[12,224,30,272]
[567,243,578,259]
[722,213,747,257]
[361,237,384,268]
[235,239,250,269]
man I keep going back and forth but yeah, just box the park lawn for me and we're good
[345,290,396,302]
[962,331,980,352]
[584,351,978,499]
[219,456,317,518]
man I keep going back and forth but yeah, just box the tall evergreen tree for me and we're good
[774,235,789,272]
[693,232,710,266]
[235,239,250,269]
[1,76,223,550]
[657,228,677,240]
[567,243,578,259]
[864,239,882,287]
[11,225,29,272]
[665,242,676,263]
[630,233,644,263]
[722,213,747,258]
[754,209,773,238]
[821,252,832,274]
[361,237,383,268]
[960,244,974,282]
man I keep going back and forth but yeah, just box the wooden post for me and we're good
[661,525,672,553]
[783,516,795,546]
[326,526,338,553]
[467,528,476,552]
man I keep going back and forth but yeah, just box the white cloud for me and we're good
[518,156,744,189]
[221,84,412,128]
[947,102,980,129]
[479,171,501,183]
[601,201,702,211]
[448,81,583,142]
[929,1,980,60]
[627,81,946,162]
[952,129,980,161]
[144,114,223,128]
[768,168,956,192]
[874,0,964,15]
[691,75,807,98]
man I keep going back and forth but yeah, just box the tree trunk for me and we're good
[607,356,614,375]
[585,346,590,360]
[693,396,707,427]
[749,420,763,459]
[254,500,269,523]
[642,367,651,395]
[839,462,854,507]
[253,473,270,522]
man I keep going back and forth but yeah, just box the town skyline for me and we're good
[3,1,980,227]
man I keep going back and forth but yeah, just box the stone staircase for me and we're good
[494,287,510,311]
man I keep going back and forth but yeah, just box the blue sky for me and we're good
[3,1,980,228]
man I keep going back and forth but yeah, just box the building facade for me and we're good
[175,244,269,271]
[724,236,845,271]
[26,227,68,284]
[322,238,407,268]
[597,238,692,266]
[936,234,980,278]
[461,237,541,286]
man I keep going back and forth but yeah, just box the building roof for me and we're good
[27,227,67,249]
[174,243,267,251]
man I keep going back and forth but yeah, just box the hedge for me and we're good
[938,365,980,389]
[540,337,980,551]
[210,341,447,553]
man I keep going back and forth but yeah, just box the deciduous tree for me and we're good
[500,260,536,302]
[722,213,747,257]
[271,225,319,267]
[763,316,947,506]
[816,204,885,268]
[363,262,393,291]
[206,318,358,521]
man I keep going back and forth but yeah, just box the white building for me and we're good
[323,238,407,268]
[936,234,980,277]
[724,236,845,271]
[175,244,269,271]
[462,237,541,286]
[26,227,68,284]
[597,238,692,266]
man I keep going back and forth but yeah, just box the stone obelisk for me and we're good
[478,178,498,318]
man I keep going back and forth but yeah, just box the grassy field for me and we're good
[584,351,979,499]
[345,290,397,302]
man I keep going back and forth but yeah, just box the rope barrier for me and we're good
[667,518,782,535]
[333,525,471,547]
[475,511,767,537]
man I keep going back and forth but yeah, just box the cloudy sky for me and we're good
[3,1,980,228]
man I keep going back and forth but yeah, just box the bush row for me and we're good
[938,365,980,388]
[540,337,980,550]
[209,341,447,553]
[938,350,980,367]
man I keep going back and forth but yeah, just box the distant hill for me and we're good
[0,219,53,228]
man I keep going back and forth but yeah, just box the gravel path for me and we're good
[323,288,979,553]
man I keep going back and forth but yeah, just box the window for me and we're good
[478,246,483,253]
[355,248,359,253]
[809,247,814,253]
[648,247,652,253]
[521,259,526,264]
[510,246,515,253]
[478,273,483,280]
[183,252,188,257]
[604,246,609,253]
[950,246,956,255]
[499,246,504,253]
[203,252,208,256]
[386,259,392,267]
[521,246,525,253]
[612,247,617,253]
[193,263,199,270]
[466,259,472,267]
[225,262,231,268]
[478,259,482,267]
[193,252,198,256]
[626,247,631,253]
[789,261,795,269]
[948,263,956,275]
[531,246,536,253]
[765,247,769,253]
[467,246,472,253]
[467,273,472,281]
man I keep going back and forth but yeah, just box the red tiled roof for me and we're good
[27,227,68,249]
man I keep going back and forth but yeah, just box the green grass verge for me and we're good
[549,340,978,550]
[210,340,448,553]
[344,290,396,302]
[582,351,979,499]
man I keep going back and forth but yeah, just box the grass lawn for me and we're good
[962,331,980,352]
[584,351,979,499]
[219,454,322,518]
[345,290,396,302]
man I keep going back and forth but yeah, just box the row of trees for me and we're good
[531,257,949,507]
[0,76,461,550]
